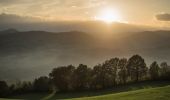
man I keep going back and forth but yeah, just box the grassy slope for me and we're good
[70,85,170,100]
[1,81,170,100]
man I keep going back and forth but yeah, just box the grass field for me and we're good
[0,81,170,100]
[70,85,170,100]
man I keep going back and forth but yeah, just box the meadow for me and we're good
[0,81,169,100]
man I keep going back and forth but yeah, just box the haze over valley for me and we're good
[0,28,170,81]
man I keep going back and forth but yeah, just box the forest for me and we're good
[0,54,170,97]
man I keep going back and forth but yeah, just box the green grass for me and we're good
[70,85,170,100]
[0,98,22,100]
[1,81,170,100]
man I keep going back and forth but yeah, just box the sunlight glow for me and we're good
[95,8,122,23]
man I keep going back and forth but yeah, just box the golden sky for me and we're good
[0,0,170,26]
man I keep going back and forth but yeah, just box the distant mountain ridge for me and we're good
[0,28,18,34]
[0,29,170,81]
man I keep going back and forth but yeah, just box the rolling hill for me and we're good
[0,29,170,81]
[0,81,170,100]
[70,85,170,100]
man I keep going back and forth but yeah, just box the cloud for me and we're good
[0,0,18,4]
[0,0,103,19]
[156,13,170,21]
[0,13,43,24]
[0,13,157,33]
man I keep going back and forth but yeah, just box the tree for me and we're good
[10,81,33,94]
[91,58,119,89]
[160,62,170,80]
[102,58,119,86]
[0,80,9,97]
[126,55,147,82]
[21,81,33,93]
[49,65,75,92]
[91,64,104,89]
[118,58,128,84]
[149,61,160,80]
[72,64,92,90]
[33,76,50,92]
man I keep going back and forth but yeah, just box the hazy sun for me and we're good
[95,8,122,23]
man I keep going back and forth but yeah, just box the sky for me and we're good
[0,0,170,26]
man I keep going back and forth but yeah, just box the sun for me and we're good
[95,8,122,23]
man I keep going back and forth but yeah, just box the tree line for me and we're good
[0,54,170,97]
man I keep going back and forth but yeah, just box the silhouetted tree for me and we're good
[118,58,128,84]
[149,61,160,80]
[160,62,170,80]
[3,54,169,94]
[72,64,92,90]
[49,65,75,92]
[8,84,15,95]
[91,58,119,89]
[126,55,147,82]
[33,76,50,92]
[102,58,119,87]
[0,80,9,97]
[11,81,33,94]
[91,64,104,89]
[21,81,33,93]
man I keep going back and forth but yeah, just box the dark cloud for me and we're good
[0,13,42,23]
[156,13,170,21]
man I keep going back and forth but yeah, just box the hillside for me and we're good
[0,81,170,100]
[70,85,170,100]
[0,29,170,80]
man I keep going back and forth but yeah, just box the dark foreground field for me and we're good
[0,81,170,100]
